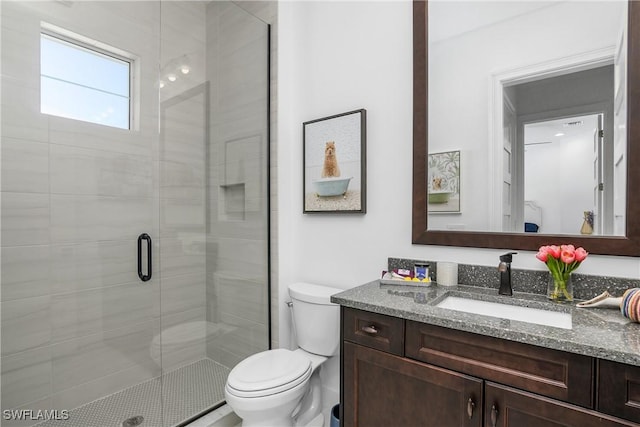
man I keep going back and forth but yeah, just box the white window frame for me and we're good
[40,22,137,130]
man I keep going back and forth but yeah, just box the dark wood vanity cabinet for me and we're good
[341,307,640,427]
[343,341,482,427]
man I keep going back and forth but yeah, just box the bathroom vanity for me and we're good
[332,282,640,427]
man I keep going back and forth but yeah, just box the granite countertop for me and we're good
[331,280,640,367]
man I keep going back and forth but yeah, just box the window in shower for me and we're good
[40,26,132,129]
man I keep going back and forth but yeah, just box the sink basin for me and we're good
[436,296,572,329]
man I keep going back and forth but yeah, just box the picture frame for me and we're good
[428,150,461,213]
[303,109,367,213]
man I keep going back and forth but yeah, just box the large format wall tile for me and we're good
[1,346,53,410]
[1,138,49,194]
[51,362,158,412]
[216,237,268,274]
[215,277,266,324]
[158,273,206,318]
[1,245,51,301]
[51,282,154,343]
[51,321,156,393]
[50,195,153,243]
[49,240,137,294]
[48,120,153,158]
[1,296,52,356]
[50,144,153,198]
[159,236,206,279]
[159,198,205,238]
[0,3,41,83]
[0,78,49,143]
[3,397,53,427]
[1,193,50,247]
[159,159,205,201]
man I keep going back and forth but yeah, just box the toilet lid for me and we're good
[226,349,311,397]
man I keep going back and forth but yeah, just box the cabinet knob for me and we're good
[491,404,499,427]
[361,325,378,334]
[467,397,475,419]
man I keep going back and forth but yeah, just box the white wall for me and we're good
[277,0,640,411]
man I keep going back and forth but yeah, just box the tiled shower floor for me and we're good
[36,359,230,427]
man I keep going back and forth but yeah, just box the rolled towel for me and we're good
[621,288,640,322]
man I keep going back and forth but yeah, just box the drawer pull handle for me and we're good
[467,398,474,419]
[361,325,378,334]
[491,404,498,427]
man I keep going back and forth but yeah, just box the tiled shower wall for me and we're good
[1,1,164,419]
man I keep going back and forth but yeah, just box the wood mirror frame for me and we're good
[412,0,640,256]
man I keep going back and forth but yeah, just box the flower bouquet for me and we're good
[536,245,588,302]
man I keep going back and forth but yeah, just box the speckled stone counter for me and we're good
[331,280,640,367]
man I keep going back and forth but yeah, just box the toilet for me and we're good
[224,282,341,427]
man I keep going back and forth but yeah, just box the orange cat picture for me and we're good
[321,141,341,178]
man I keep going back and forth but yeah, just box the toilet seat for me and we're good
[226,349,312,398]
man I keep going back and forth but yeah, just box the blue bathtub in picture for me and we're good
[313,177,353,196]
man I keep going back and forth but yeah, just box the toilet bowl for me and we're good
[224,283,342,427]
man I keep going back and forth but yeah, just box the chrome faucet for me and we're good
[497,252,517,296]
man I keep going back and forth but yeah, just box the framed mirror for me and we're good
[413,0,640,256]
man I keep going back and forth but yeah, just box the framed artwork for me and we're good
[303,109,366,213]
[428,150,460,213]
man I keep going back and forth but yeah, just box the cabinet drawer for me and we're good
[342,307,404,356]
[486,382,637,427]
[598,359,640,423]
[406,321,594,407]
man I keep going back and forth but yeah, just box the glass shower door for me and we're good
[0,0,269,425]
[157,1,270,424]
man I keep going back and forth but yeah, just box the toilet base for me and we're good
[241,416,294,427]
[301,413,324,427]
[238,412,324,427]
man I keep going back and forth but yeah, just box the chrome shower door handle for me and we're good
[137,233,152,282]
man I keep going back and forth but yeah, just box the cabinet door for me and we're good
[598,359,640,423]
[485,382,638,427]
[343,341,482,427]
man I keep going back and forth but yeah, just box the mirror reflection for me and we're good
[427,1,627,236]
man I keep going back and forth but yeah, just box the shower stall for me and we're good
[1,1,271,426]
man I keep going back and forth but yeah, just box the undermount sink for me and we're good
[436,296,572,329]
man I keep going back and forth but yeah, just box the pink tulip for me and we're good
[561,249,575,264]
[575,247,588,262]
[536,249,548,262]
[547,245,561,259]
[561,244,575,253]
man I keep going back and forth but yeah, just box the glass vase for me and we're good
[547,273,573,303]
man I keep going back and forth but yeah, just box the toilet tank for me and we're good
[288,282,342,356]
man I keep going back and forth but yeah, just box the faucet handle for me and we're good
[499,252,518,263]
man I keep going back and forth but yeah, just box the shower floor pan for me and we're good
[35,358,230,427]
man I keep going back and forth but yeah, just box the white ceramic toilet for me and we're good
[224,282,341,427]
